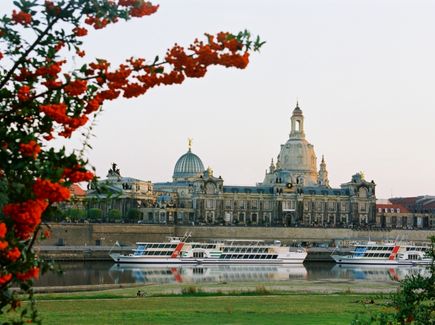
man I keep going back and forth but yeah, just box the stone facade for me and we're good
[86,103,378,228]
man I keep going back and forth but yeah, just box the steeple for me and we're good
[188,137,193,152]
[269,158,275,173]
[317,155,330,187]
[290,101,305,139]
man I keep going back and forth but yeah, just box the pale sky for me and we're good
[4,0,435,198]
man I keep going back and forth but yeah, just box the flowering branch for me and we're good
[0,0,263,323]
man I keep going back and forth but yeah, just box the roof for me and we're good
[173,149,204,180]
[70,184,86,196]
[376,203,409,213]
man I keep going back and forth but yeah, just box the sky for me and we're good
[4,0,435,198]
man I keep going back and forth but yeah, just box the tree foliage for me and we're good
[353,236,435,325]
[0,0,263,322]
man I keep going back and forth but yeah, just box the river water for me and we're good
[34,262,428,287]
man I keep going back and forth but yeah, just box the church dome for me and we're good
[263,102,318,186]
[173,148,204,181]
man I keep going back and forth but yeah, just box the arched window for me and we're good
[295,120,301,131]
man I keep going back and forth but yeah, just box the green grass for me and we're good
[35,294,385,325]
[1,285,392,325]
[0,289,392,325]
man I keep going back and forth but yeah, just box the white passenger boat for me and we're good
[110,234,307,265]
[331,241,432,265]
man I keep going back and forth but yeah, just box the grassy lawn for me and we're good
[35,294,382,325]
[0,283,392,325]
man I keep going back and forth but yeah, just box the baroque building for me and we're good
[87,103,377,227]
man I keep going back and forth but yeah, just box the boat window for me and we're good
[272,255,278,259]
[134,245,145,256]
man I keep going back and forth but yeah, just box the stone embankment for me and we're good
[36,223,434,261]
[44,224,434,247]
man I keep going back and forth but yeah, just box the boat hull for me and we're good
[110,253,307,265]
[331,255,432,266]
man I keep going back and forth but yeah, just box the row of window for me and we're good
[191,244,217,249]
[135,251,173,256]
[361,253,392,258]
[365,247,395,252]
[137,244,178,249]
[222,200,273,210]
[223,248,269,253]
[220,254,278,259]
[405,247,427,252]
[378,208,401,213]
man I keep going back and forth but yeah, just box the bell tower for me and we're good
[290,101,305,139]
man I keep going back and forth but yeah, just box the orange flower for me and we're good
[39,103,68,124]
[33,178,71,203]
[63,166,94,183]
[19,140,41,159]
[43,230,51,239]
[73,27,88,37]
[54,41,64,52]
[0,223,6,238]
[0,274,12,285]
[64,79,87,96]
[12,10,32,25]
[17,85,31,102]
[76,49,86,57]
[85,96,102,114]
[16,267,40,281]
[130,2,159,17]
[0,241,8,250]
[6,247,21,262]
[3,199,48,240]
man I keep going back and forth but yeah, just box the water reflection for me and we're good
[331,264,429,282]
[109,264,308,284]
[34,261,429,287]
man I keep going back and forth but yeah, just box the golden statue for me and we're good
[188,138,193,150]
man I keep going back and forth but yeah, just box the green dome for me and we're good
[173,149,204,180]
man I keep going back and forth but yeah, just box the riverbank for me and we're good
[4,280,394,325]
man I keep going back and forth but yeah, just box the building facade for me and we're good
[87,103,378,228]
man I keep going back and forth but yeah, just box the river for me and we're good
[34,261,428,287]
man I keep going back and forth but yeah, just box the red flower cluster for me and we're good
[19,140,41,159]
[39,103,89,138]
[73,27,88,37]
[36,60,65,78]
[44,1,61,16]
[0,274,12,285]
[0,223,7,250]
[16,267,40,281]
[64,79,87,96]
[12,10,32,25]
[3,200,49,240]
[63,166,94,183]
[33,178,71,203]
[85,16,110,30]
[130,2,159,17]
[6,247,21,262]
[17,85,31,102]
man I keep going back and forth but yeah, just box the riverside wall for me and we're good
[43,224,435,247]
